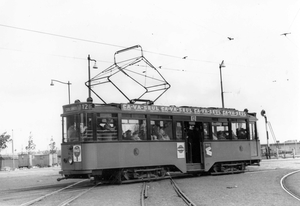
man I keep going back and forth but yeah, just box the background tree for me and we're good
[0,132,11,152]
[49,137,57,154]
[25,132,36,154]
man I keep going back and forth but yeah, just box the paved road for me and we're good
[0,158,299,205]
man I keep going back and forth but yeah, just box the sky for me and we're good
[0,0,299,153]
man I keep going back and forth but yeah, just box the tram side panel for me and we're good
[250,140,261,160]
[203,141,252,171]
[60,141,187,175]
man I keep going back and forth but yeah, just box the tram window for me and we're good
[231,120,248,140]
[249,122,256,140]
[122,114,146,119]
[65,115,80,142]
[203,123,211,140]
[63,117,67,143]
[150,115,171,119]
[64,114,83,142]
[81,113,93,141]
[121,119,146,141]
[150,120,172,140]
[96,113,118,141]
[212,121,229,140]
[176,122,183,140]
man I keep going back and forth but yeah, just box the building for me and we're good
[261,140,299,158]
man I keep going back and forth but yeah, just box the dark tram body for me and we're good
[59,102,261,182]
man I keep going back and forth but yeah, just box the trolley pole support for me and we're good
[87,54,98,101]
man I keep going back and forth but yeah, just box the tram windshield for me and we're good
[63,113,93,142]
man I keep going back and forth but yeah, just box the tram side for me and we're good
[58,102,261,182]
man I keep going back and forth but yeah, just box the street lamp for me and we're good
[261,109,270,159]
[87,54,98,102]
[12,129,15,170]
[219,60,225,108]
[50,79,71,104]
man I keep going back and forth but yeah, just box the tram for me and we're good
[58,102,261,182]
[58,45,261,183]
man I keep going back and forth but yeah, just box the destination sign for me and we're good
[121,104,246,117]
[63,103,92,113]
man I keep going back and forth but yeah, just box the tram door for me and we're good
[184,121,203,164]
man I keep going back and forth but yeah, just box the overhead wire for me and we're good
[0,23,221,66]
[0,22,291,75]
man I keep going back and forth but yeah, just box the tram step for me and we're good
[187,163,204,171]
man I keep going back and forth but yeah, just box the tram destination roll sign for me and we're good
[121,104,247,117]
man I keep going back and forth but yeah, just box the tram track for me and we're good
[280,170,300,202]
[19,179,99,206]
[140,175,197,206]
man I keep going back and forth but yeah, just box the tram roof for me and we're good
[62,102,257,120]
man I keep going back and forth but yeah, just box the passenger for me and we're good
[151,125,159,140]
[176,123,183,139]
[124,130,132,140]
[139,120,146,140]
[132,131,141,141]
[158,127,170,140]
[217,131,226,139]
[104,119,115,131]
[163,122,172,139]
[231,131,238,140]
[80,123,87,134]
[67,123,78,142]
[237,128,247,139]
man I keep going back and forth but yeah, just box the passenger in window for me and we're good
[68,123,78,142]
[104,119,115,131]
[124,130,132,140]
[163,122,172,139]
[139,120,146,140]
[217,131,227,140]
[151,125,159,140]
[237,128,247,139]
[123,130,140,140]
[132,131,141,140]
[176,123,183,139]
[158,127,170,140]
[80,123,87,134]
[231,131,238,140]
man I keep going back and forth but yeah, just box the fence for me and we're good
[0,154,60,170]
